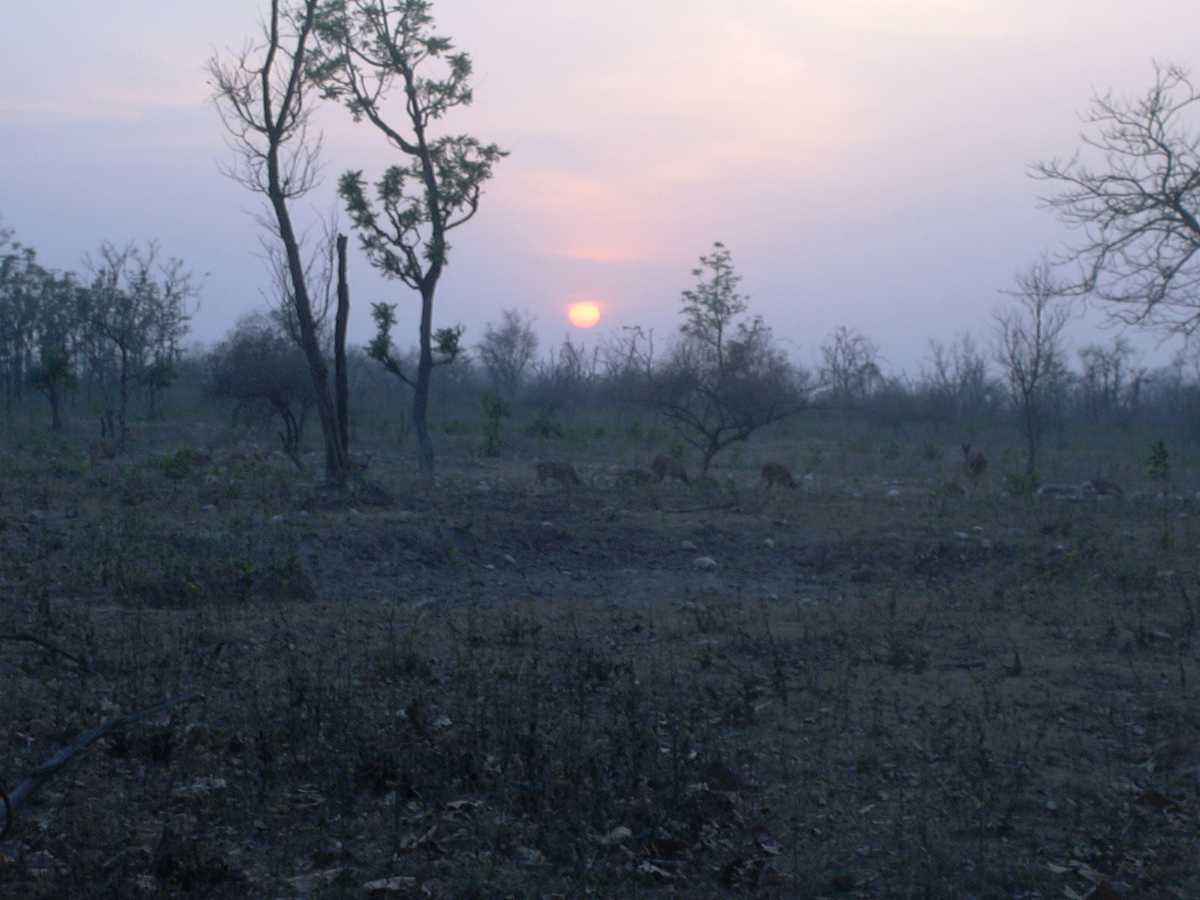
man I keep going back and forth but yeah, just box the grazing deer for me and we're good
[761,462,797,489]
[651,455,689,484]
[961,443,988,482]
[535,460,581,488]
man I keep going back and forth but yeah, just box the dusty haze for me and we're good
[3,1,1198,370]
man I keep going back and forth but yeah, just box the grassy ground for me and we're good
[0,408,1197,898]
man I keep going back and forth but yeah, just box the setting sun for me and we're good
[567,301,602,329]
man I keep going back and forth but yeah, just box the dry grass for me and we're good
[0,415,1197,898]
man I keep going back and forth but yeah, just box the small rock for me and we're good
[680,540,698,551]
[172,777,229,800]
[601,825,633,845]
[516,846,546,866]
[764,538,776,549]
[693,556,718,571]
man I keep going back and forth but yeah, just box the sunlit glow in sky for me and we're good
[567,301,602,329]
[3,0,1200,369]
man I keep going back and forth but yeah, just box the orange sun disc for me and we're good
[567,302,602,329]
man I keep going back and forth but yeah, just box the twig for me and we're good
[0,691,203,839]
[662,501,739,514]
[0,632,90,672]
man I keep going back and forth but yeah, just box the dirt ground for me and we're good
[0,422,1197,898]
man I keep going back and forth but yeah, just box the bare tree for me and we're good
[477,309,538,401]
[994,259,1072,480]
[820,326,883,407]
[1033,62,1200,334]
[600,325,656,405]
[208,0,350,483]
[209,313,317,467]
[657,242,807,475]
[1077,335,1138,422]
[527,334,600,415]
[83,242,193,446]
[921,332,997,422]
[309,0,506,478]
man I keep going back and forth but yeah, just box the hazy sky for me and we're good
[3,1,1199,371]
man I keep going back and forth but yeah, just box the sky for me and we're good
[3,1,1200,374]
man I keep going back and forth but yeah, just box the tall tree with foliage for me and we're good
[309,0,506,477]
[28,271,81,432]
[658,242,807,475]
[208,0,351,483]
[0,225,44,417]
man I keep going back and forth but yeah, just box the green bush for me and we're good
[1004,470,1039,496]
[479,391,509,457]
[157,446,210,480]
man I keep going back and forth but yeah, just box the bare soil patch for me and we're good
[1,440,1197,898]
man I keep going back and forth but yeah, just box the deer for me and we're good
[535,460,581,488]
[761,462,797,489]
[650,455,689,484]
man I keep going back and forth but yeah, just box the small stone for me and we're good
[693,556,718,571]
[680,540,698,551]
[601,826,633,845]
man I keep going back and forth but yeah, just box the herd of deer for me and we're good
[534,442,1125,499]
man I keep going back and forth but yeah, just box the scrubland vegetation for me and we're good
[0,321,1198,898]
[3,2,1200,896]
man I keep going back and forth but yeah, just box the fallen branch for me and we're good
[0,691,203,839]
[0,632,90,672]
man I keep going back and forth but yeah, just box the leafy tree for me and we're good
[309,0,506,477]
[0,225,45,416]
[28,272,82,432]
[657,242,807,475]
[209,0,352,483]
[1034,62,1200,334]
